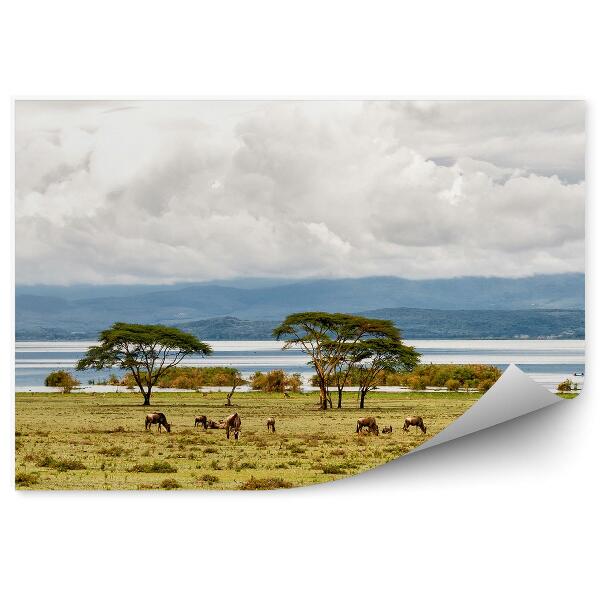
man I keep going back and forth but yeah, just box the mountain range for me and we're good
[15,274,584,340]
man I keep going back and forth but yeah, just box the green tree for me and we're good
[557,378,573,392]
[225,372,247,406]
[351,338,420,408]
[273,312,401,409]
[249,370,302,393]
[75,322,212,405]
[44,370,80,393]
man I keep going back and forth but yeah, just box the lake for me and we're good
[14,339,585,392]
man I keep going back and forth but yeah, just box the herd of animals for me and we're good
[145,411,427,438]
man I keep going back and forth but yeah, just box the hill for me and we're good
[15,274,584,340]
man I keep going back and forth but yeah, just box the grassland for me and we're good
[15,390,481,490]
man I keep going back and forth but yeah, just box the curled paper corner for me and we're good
[412,364,564,453]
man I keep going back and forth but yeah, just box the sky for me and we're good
[15,100,585,285]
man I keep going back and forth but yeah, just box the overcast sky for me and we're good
[15,100,585,285]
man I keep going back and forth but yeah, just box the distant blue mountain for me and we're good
[15,273,584,340]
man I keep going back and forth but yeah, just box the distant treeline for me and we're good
[117,367,241,389]
[311,364,502,392]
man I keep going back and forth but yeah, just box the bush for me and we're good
[407,375,427,390]
[478,378,495,392]
[160,478,181,489]
[34,454,86,471]
[557,379,573,392]
[128,461,177,473]
[239,477,293,490]
[445,378,460,391]
[15,471,39,486]
[250,370,302,393]
[121,366,244,389]
[200,473,219,485]
[322,464,346,474]
[44,370,80,393]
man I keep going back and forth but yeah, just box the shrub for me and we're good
[200,473,219,485]
[445,378,460,391]
[160,478,181,489]
[250,370,302,393]
[478,378,495,392]
[35,455,86,471]
[408,375,427,390]
[121,366,244,389]
[128,461,177,473]
[322,464,346,474]
[44,370,80,393]
[557,379,573,392]
[239,477,293,490]
[15,471,39,486]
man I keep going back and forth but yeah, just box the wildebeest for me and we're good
[145,412,171,433]
[267,417,276,432]
[403,416,426,434]
[194,415,208,429]
[206,419,220,429]
[356,416,379,435]
[221,412,241,439]
[382,425,393,434]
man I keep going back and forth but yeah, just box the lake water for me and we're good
[15,339,585,392]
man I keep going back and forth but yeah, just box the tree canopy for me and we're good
[350,338,420,408]
[273,312,405,409]
[76,322,212,405]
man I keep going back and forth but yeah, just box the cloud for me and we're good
[15,100,585,284]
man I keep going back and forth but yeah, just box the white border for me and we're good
[1,2,596,599]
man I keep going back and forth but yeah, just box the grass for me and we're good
[15,389,480,490]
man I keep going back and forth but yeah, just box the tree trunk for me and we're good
[359,389,367,409]
[142,391,151,406]
[337,387,343,408]
[320,385,328,410]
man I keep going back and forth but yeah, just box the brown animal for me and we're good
[145,412,171,433]
[382,425,393,434]
[216,413,242,439]
[403,416,426,434]
[356,416,379,435]
[267,417,276,432]
[194,415,208,429]
[206,419,220,429]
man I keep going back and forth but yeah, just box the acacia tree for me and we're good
[272,312,401,410]
[76,322,212,405]
[352,338,420,408]
[225,372,246,406]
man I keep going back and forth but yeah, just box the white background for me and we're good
[0,2,597,599]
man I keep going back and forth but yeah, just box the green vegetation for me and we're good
[121,366,243,390]
[556,379,579,392]
[250,370,302,393]
[44,370,80,393]
[273,312,419,409]
[76,322,212,405]
[15,389,479,490]
[313,363,501,392]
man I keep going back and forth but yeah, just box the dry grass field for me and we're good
[15,390,482,490]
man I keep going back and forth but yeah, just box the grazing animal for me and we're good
[356,416,379,435]
[145,412,171,433]
[215,413,242,439]
[267,417,276,432]
[382,425,393,434]
[194,415,208,429]
[403,416,427,434]
[206,419,220,429]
